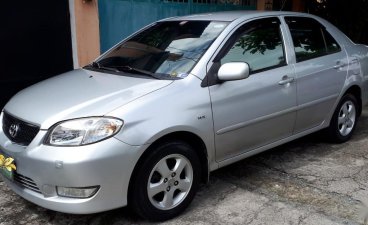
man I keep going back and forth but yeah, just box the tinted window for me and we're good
[220,18,286,74]
[88,21,228,79]
[324,30,340,53]
[285,17,341,62]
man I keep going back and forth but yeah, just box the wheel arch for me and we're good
[343,85,362,116]
[127,131,209,203]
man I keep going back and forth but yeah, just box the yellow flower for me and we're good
[0,154,16,172]
[0,154,4,166]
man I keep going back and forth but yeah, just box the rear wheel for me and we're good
[130,141,201,221]
[326,94,358,143]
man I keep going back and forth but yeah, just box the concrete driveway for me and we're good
[2,109,368,225]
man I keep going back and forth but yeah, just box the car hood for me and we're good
[4,69,173,129]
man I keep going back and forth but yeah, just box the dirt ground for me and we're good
[2,109,368,225]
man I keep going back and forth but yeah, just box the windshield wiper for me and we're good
[87,62,167,79]
[90,61,120,73]
[114,65,159,79]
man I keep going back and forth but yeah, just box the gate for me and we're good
[98,0,256,52]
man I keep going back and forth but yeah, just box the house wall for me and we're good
[74,0,101,66]
[257,0,305,11]
[292,0,305,12]
[257,0,273,10]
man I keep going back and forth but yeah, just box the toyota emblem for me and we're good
[9,124,19,138]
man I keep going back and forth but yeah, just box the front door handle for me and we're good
[278,76,295,85]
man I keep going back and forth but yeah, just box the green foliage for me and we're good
[145,30,167,48]
[235,28,281,55]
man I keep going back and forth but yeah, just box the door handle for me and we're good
[333,61,348,69]
[278,76,295,85]
[350,58,359,65]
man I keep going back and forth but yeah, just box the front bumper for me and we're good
[0,122,147,214]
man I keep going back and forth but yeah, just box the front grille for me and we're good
[2,112,40,146]
[13,172,41,194]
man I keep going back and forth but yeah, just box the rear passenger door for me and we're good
[284,17,348,133]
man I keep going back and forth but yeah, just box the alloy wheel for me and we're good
[147,154,193,210]
[338,100,356,136]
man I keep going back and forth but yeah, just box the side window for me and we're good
[285,17,341,62]
[219,17,286,74]
[324,30,340,53]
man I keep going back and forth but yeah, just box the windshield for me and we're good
[88,20,228,79]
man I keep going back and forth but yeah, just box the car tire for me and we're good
[129,141,201,221]
[326,94,358,143]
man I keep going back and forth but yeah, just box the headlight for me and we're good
[45,117,123,146]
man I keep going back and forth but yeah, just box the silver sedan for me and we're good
[1,11,368,221]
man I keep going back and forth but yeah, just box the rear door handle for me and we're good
[278,76,295,85]
[333,61,348,69]
[350,58,359,64]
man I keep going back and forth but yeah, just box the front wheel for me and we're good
[326,94,358,143]
[129,141,201,221]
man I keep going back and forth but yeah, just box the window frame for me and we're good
[284,16,342,63]
[213,17,288,75]
[201,16,290,87]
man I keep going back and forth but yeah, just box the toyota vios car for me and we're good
[1,11,368,221]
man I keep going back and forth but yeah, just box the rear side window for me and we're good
[285,17,341,63]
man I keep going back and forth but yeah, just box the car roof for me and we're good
[161,11,313,22]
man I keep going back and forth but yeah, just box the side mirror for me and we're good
[217,62,250,81]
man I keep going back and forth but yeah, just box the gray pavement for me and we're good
[2,109,368,225]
